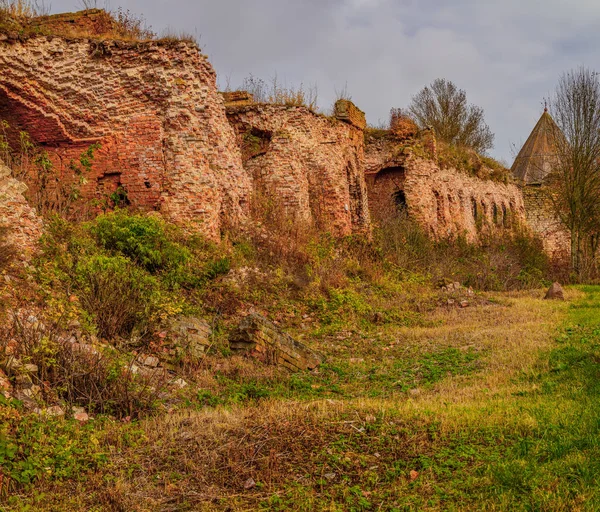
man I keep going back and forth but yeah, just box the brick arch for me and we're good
[366,164,407,219]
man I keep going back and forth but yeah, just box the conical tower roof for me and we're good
[511,109,564,184]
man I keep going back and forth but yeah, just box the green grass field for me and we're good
[5,286,600,511]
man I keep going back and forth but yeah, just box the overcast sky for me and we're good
[47,0,600,163]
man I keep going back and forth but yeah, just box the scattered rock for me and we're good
[323,472,337,481]
[171,378,188,389]
[139,355,160,368]
[460,301,469,308]
[22,363,38,374]
[544,282,565,301]
[230,314,324,372]
[243,477,256,490]
[43,405,65,417]
[0,369,12,396]
[74,411,90,422]
[409,470,419,481]
[169,316,212,359]
[14,374,33,387]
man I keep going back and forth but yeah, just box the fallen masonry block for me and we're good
[229,314,324,372]
[169,316,212,359]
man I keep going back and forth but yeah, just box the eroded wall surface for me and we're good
[0,163,42,254]
[365,135,527,241]
[225,103,371,236]
[404,157,527,241]
[0,36,250,238]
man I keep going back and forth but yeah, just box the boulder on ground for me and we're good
[544,282,565,301]
[229,314,324,372]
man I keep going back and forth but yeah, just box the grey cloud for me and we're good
[43,0,600,161]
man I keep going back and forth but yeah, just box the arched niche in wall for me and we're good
[372,164,407,216]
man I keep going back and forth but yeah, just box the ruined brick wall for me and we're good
[225,104,371,236]
[0,163,42,254]
[522,186,570,261]
[0,36,250,238]
[403,157,526,241]
[365,135,526,241]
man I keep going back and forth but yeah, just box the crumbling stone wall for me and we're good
[0,35,250,238]
[0,163,42,254]
[522,186,570,260]
[225,103,371,236]
[365,135,526,241]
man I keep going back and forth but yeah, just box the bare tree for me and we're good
[547,67,600,275]
[409,78,494,154]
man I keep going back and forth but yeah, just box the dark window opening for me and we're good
[471,198,478,220]
[493,203,499,225]
[144,181,151,189]
[502,204,510,228]
[393,190,407,212]
[434,190,444,224]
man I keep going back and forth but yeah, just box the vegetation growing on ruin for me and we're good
[4,210,600,509]
[0,2,195,44]
[226,73,320,112]
[436,141,512,183]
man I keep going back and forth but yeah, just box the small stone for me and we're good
[74,412,90,422]
[453,282,461,290]
[0,369,11,392]
[139,355,160,368]
[44,405,65,417]
[14,374,32,387]
[460,301,469,308]
[447,299,455,306]
[243,477,256,490]
[172,378,188,389]
[323,472,337,481]
[544,282,565,301]
[409,470,419,481]
[22,363,38,374]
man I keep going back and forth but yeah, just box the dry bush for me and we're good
[376,212,549,291]
[0,0,46,19]
[0,226,15,274]
[2,313,168,418]
[111,6,155,40]
[239,74,319,111]
[159,27,198,44]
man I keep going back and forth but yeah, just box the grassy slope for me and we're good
[7,286,600,511]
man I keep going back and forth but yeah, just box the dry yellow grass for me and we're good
[7,288,586,511]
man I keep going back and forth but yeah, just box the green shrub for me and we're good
[75,254,164,340]
[89,211,190,273]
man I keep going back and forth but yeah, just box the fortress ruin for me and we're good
[0,9,570,260]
